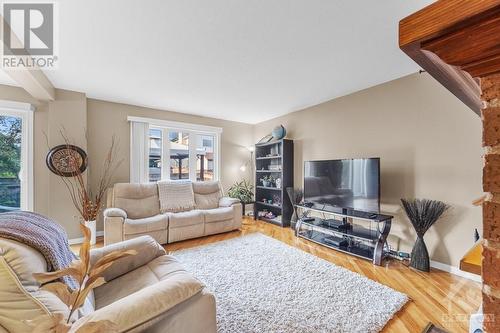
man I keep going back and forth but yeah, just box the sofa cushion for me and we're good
[168,224,205,243]
[0,256,57,333]
[0,238,47,288]
[0,238,95,331]
[193,181,222,209]
[168,210,204,228]
[90,236,166,282]
[73,260,206,333]
[124,215,168,235]
[93,255,189,309]
[158,180,196,213]
[203,207,234,223]
[113,183,160,219]
[204,219,235,235]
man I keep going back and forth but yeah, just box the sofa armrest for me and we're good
[90,236,166,281]
[104,215,125,246]
[70,272,207,333]
[219,197,240,207]
[103,207,127,218]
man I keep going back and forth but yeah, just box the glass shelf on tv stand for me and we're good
[294,204,393,266]
[295,203,393,222]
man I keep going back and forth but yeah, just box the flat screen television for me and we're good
[304,158,380,213]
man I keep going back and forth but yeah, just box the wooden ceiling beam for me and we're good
[463,54,500,78]
[399,0,500,47]
[421,15,500,68]
[0,14,55,101]
[399,0,500,115]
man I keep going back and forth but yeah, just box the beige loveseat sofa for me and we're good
[0,235,216,333]
[104,181,242,246]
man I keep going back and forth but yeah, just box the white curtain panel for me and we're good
[130,120,149,183]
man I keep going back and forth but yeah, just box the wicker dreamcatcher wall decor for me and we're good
[46,145,88,177]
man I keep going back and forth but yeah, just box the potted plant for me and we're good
[260,175,274,187]
[228,179,254,215]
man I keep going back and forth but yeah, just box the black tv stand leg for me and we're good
[373,219,391,265]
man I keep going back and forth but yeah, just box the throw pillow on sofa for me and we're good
[158,180,196,213]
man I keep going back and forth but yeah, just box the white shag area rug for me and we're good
[173,233,408,333]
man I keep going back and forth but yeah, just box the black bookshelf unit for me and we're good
[253,139,293,227]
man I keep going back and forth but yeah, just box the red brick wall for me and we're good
[482,73,500,332]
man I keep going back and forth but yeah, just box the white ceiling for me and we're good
[7,0,434,124]
[0,70,18,86]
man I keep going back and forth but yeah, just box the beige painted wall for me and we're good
[87,99,254,231]
[0,86,87,238]
[254,73,483,267]
[0,85,253,238]
[0,72,483,266]
[45,90,87,238]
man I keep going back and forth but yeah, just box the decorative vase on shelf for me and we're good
[84,220,97,245]
[401,198,449,272]
[271,125,286,140]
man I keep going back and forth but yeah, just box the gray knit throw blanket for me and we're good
[0,211,78,290]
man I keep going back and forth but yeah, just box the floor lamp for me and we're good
[239,146,255,219]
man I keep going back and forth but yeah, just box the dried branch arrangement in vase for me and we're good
[47,130,122,244]
[55,132,121,222]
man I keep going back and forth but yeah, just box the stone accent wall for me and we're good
[481,73,500,332]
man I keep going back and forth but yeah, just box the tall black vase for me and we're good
[410,236,430,272]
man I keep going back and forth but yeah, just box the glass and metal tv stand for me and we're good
[295,203,393,266]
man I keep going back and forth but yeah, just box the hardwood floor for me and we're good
[86,217,481,333]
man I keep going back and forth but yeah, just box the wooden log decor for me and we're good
[400,1,500,332]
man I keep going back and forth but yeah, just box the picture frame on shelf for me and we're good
[257,134,273,144]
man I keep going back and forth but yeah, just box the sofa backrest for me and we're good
[110,181,222,214]
[192,181,222,209]
[0,238,94,332]
[111,183,160,219]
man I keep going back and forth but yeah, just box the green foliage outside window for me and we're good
[0,116,21,210]
[0,116,21,178]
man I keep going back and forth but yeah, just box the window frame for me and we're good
[130,116,222,182]
[0,100,34,211]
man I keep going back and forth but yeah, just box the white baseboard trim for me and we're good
[68,231,104,245]
[430,260,481,283]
